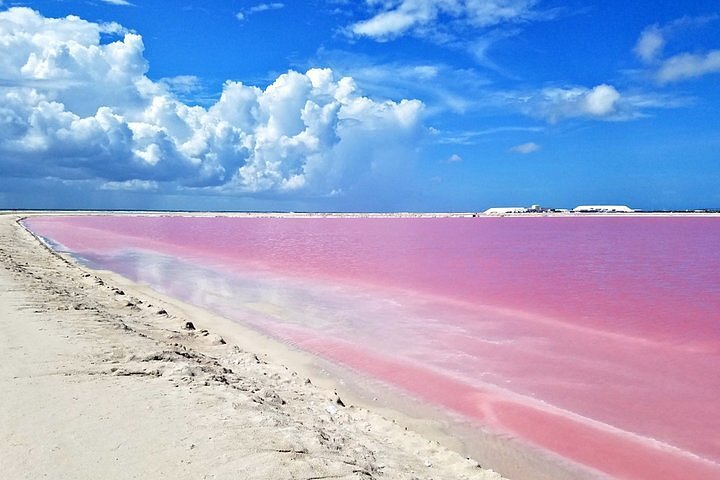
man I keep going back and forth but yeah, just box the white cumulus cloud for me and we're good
[583,84,621,116]
[0,8,425,197]
[513,84,627,122]
[350,0,539,41]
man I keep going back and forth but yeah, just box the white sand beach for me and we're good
[0,213,513,480]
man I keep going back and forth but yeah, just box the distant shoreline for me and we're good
[4,209,720,218]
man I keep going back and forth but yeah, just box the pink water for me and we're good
[24,215,720,479]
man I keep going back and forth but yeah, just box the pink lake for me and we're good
[24,215,720,479]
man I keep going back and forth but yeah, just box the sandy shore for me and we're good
[0,213,510,480]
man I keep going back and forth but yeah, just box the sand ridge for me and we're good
[0,214,505,480]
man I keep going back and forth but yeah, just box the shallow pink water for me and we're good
[25,215,720,479]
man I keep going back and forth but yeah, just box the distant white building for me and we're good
[484,207,528,215]
[572,205,635,213]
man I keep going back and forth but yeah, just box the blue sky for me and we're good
[0,1,718,211]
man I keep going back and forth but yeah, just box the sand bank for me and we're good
[0,213,511,479]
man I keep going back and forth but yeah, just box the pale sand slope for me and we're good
[0,215,506,480]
